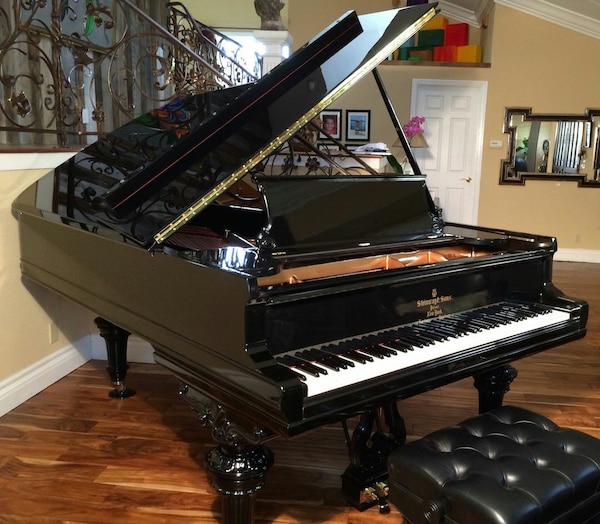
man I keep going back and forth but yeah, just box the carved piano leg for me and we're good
[341,403,406,512]
[473,364,518,413]
[94,317,136,399]
[205,445,274,523]
[180,384,274,524]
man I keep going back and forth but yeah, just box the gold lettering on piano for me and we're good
[417,288,453,318]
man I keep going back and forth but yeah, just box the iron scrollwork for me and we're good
[0,0,260,147]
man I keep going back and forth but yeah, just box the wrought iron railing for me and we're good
[0,0,260,148]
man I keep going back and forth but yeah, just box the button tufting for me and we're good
[421,499,443,524]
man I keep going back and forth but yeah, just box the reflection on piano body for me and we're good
[12,3,587,522]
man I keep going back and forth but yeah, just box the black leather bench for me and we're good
[387,406,600,523]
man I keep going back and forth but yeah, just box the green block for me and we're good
[418,29,445,47]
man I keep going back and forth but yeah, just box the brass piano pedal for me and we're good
[361,481,390,514]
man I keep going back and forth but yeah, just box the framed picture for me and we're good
[318,142,341,152]
[346,109,371,141]
[319,109,342,139]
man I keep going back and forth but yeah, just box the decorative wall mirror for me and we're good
[500,107,600,187]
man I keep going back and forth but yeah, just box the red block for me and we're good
[445,23,469,46]
[434,45,457,62]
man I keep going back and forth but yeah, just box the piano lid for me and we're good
[51,4,437,248]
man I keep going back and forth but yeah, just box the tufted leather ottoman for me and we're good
[387,406,600,523]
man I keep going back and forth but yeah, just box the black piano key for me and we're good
[413,325,449,341]
[434,323,463,337]
[401,330,433,347]
[436,318,473,334]
[277,355,327,377]
[295,350,342,371]
[496,309,527,321]
[330,345,373,364]
[455,321,484,334]
[478,312,505,326]
[359,334,381,346]
[381,339,412,352]
[321,343,369,364]
[314,349,355,368]
[339,340,376,362]
[462,317,497,330]
[287,368,308,381]
[358,345,389,359]
[297,348,353,370]
[528,303,551,315]
[375,343,398,356]
[380,330,413,346]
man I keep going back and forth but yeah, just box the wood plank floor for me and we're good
[0,261,598,523]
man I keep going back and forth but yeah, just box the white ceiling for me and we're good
[437,0,600,39]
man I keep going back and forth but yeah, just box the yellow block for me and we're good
[457,44,481,63]
[422,16,448,31]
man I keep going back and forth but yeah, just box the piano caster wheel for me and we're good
[378,497,390,514]
[109,382,136,399]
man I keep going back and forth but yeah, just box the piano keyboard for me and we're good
[276,302,571,397]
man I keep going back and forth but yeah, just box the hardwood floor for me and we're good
[0,261,598,523]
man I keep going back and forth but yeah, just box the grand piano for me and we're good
[12,3,588,522]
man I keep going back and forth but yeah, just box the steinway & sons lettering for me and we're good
[417,288,453,317]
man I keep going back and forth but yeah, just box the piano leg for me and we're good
[180,384,274,524]
[473,364,518,413]
[94,317,136,399]
[205,445,274,523]
[341,404,406,512]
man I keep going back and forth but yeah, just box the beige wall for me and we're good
[479,5,600,249]
[188,0,289,30]
[1,165,91,382]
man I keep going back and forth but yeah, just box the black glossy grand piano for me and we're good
[12,4,588,523]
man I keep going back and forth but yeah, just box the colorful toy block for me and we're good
[445,23,469,46]
[456,44,481,62]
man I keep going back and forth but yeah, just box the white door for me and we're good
[410,79,487,225]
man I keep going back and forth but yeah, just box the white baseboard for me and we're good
[0,337,93,417]
[0,335,155,418]
[555,248,600,264]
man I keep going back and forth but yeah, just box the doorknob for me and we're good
[461,177,472,183]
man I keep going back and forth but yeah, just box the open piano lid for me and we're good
[53,4,437,248]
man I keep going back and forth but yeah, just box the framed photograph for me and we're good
[318,143,341,153]
[319,109,342,139]
[346,110,371,141]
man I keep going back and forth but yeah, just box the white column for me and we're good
[253,30,292,75]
